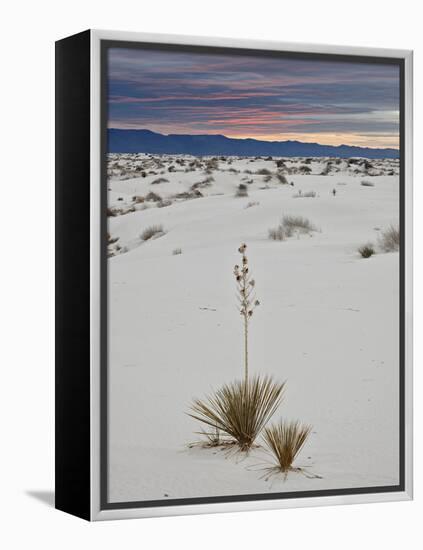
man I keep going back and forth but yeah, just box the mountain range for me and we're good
[108,129,399,159]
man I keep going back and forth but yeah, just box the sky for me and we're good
[107,47,400,149]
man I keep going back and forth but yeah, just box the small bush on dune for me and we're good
[268,226,287,241]
[293,190,316,198]
[245,201,260,209]
[151,177,169,185]
[256,168,272,176]
[235,183,249,198]
[281,215,316,234]
[157,199,172,208]
[379,224,400,252]
[132,195,145,203]
[263,420,312,475]
[172,248,182,255]
[145,191,162,202]
[276,173,288,184]
[269,215,316,241]
[140,224,164,241]
[361,180,375,187]
[189,376,285,451]
[358,243,375,258]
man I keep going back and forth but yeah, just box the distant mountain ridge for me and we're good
[108,129,399,159]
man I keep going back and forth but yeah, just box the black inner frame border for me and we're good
[100,39,406,511]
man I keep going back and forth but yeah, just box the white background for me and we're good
[0,0,420,548]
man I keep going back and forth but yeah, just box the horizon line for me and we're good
[108,127,400,151]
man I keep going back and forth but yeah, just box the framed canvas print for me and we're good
[55,29,413,521]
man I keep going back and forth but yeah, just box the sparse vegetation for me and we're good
[189,376,285,451]
[358,243,375,258]
[262,420,312,475]
[379,224,400,252]
[235,183,249,198]
[282,215,316,234]
[269,215,317,240]
[276,173,288,184]
[268,226,287,241]
[293,190,316,198]
[361,180,375,187]
[140,224,165,241]
[157,199,173,208]
[145,191,162,202]
[172,248,182,255]
[245,201,260,209]
[256,168,272,176]
[151,177,169,185]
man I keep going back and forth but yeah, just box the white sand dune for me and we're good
[107,155,399,503]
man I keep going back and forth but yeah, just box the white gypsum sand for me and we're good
[107,154,400,503]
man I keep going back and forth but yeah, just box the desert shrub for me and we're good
[256,168,272,176]
[245,201,260,209]
[132,195,145,203]
[298,165,312,174]
[172,248,182,255]
[157,199,172,208]
[189,375,285,451]
[269,215,316,241]
[293,190,316,198]
[106,207,120,217]
[191,176,214,190]
[174,189,203,200]
[268,226,287,241]
[263,420,312,474]
[361,180,375,187]
[276,173,288,184]
[151,177,169,184]
[379,224,400,252]
[235,183,249,198]
[140,224,164,241]
[282,215,316,234]
[145,191,162,202]
[275,159,286,168]
[358,243,375,258]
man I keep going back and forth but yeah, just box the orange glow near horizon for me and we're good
[224,132,399,149]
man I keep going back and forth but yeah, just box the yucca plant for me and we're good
[189,376,285,451]
[262,420,312,476]
[234,244,260,383]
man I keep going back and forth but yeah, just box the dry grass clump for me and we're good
[262,420,312,475]
[379,224,400,252]
[361,180,375,187]
[140,224,165,241]
[189,376,285,451]
[293,190,316,198]
[256,168,272,176]
[268,226,287,241]
[157,199,173,208]
[172,247,182,255]
[132,195,145,204]
[245,201,260,209]
[276,173,288,184]
[145,191,162,202]
[358,243,375,258]
[269,215,316,240]
[282,215,316,234]
[235,183,249,198]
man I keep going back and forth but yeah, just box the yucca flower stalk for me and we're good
[234,244,260,383]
